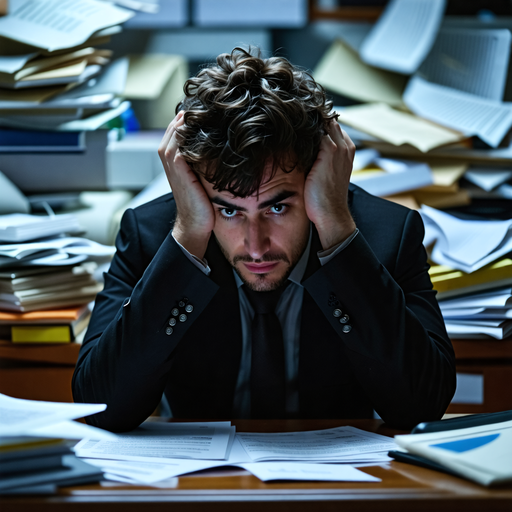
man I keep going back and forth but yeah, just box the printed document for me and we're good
[236,426,396,462]
[0,0,133,52]
[75,422,236,461]
[360,0,446,73]
[403,75,512,148]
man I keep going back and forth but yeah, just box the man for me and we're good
[72,48,456,432]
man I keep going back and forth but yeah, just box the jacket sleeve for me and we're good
[303,209,456,428]
[72,207,219,432]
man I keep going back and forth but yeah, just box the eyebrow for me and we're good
[211,191,297,212]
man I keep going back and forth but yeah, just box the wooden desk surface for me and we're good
[2,419,512,512]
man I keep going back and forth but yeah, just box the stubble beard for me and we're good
[216,229,310,292]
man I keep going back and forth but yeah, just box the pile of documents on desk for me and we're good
[0,213,115,343]
[394,418,512,486]
[314,0,512,210]
[0,393,115,493]
[74,422,394,485]
[0,392,395,489]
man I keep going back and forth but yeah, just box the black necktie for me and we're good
[244,284,288,419]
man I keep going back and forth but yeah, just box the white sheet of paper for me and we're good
[464,169,512,192]
[33,420,118,441]
[420,205,512,272]
[75,422,236,461]
[0,0,133,52]
[404,75,512,148]
[236,426,396,462]
[337,103,464,153]
[360,0,446,74]
[314,39,406,106]
[439,288,512,309]
[445,321,512,340]
[419,28,511,101]
[0,393,106,435]
[352,148,380,171]
[239,462,381,482]
[0,52,38,74]
[442,308,512,320]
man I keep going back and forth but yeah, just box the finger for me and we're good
[158,111,185,155]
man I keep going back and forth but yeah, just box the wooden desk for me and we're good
[2,419,511,512]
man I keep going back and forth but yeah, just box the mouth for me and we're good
[242,262,280,274]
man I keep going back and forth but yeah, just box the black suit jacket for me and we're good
[72,184,456,432]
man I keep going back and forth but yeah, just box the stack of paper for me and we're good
[437,286,512,340]
[394,419,512,486]
[0,0,133,120]
[0,214,114,315]
[0,392,115,493]
[74,424,393,485]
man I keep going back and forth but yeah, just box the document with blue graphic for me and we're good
[394,419,512,486]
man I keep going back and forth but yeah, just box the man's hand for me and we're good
[158,112,215,260]
[304,120,357,250]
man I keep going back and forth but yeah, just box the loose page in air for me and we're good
[313,39,406,106]
[0,393,107,436]
[395,420,512,486]
[403,75,512,148]
[0,0,133,52]
[360,0,446,74]
[418,28,511,101]
[337,103,464,153]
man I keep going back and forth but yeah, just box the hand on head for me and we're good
[304,119,357,250]
[158,112,215,260]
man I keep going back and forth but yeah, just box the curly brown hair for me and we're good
[176,47,337,197]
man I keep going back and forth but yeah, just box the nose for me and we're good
[244,218,270,260]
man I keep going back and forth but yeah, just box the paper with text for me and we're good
[360,0,446,73]
[0,0,133,52]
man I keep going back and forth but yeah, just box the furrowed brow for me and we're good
[258,191,297,210]
[211,196,248,212]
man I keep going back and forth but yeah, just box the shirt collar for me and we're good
[234,223,312,289]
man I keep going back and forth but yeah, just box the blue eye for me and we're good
[270,204,286,214]
[220,208,238,218]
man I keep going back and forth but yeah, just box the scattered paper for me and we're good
[238,462,381,482]
[75,422,236,461]
[337,103,464,153]
[419,28,511,101]
[420,205,512,273]
[236,426,396,462]
[404,75,512,148]
[464,169,512,192]
[0,393,106,436]
[0,0,133,52]
[313,39,406,106]
[360,0,446,74]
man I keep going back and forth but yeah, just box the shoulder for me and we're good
[117,193,177,261]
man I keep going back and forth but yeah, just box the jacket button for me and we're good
[166,327,173,335]
[179,300,186,307]
[185,304,193,313]
[169,318,176,326]
[333,309,342,318]
[179,314,187,322]
[342,324,352,333]
[339,314,350,324]
[171,308,179,316]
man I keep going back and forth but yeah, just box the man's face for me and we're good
[200,164,310,292]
